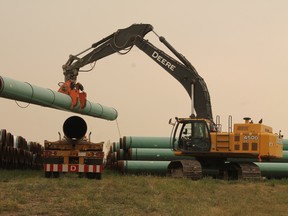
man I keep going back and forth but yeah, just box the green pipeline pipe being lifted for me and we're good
[0,76,118,120]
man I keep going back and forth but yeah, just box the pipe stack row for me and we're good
[106,136,191,175]
[106,136,288,178]
[0,129,43,169]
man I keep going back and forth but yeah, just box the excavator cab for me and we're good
[170,117,212,152]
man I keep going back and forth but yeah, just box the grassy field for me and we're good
[1,170,288,216]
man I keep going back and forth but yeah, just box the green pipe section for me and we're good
[268,151,288,162]
[118,160,170,175]
[255,162,288,178]
[123,136,170,150]
[283,139,288,150]
[119,160,288,178]
[0,76,118,120]
[117,160,219,177]
[128,148,193,161]
[228,151,288,163]
[122,137,288,150]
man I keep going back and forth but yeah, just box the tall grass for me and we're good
[1,169,288,215]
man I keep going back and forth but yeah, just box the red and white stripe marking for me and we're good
[44,164,102,173]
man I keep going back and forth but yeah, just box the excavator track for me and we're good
[167,160,202,180]
[238,162,262,180]
[220,162,261,180]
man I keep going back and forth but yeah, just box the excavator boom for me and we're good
[63,24,153,81]
[62,23,213,120]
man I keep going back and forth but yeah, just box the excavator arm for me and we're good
[62,24,153,81]
[62,23,213,120]
[132,36,212,120]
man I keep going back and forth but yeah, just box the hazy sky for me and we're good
[0,1,287,148]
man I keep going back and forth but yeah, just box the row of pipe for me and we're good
[107,136,174,164]
[106,136,288,178]
[0,129,43,169]
[106,136,192,175]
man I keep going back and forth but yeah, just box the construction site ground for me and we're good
[1,169,288,216]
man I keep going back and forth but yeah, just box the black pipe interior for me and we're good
[63,116,87,140]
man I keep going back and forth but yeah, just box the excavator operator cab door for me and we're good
[171,118,211,152]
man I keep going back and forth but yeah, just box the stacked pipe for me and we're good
[0,128,43,169]
[106,136,192,175]
[106,136,288,179]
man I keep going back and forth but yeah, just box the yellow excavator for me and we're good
[60,23,283,180]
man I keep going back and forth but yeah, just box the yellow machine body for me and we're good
[210,123,283,159]
[173,118,283,160]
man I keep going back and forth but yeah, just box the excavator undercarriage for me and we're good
[220,162,261,180]
[167,159,262,181]
[167,160,202,180]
